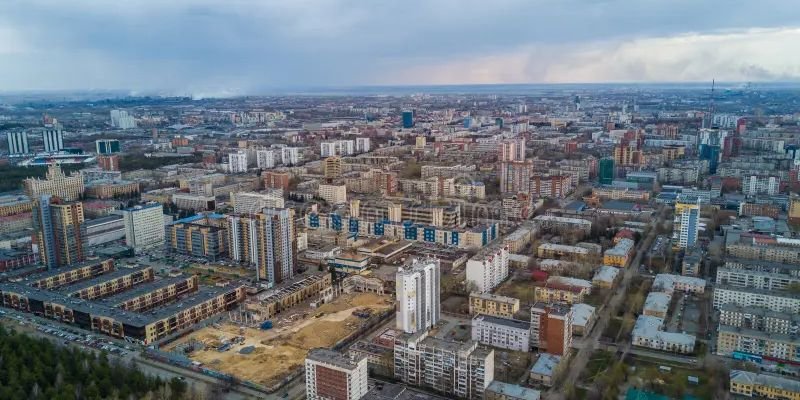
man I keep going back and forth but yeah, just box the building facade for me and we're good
[396,259,440,334]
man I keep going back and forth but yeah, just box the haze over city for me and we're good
[2,0,800,96]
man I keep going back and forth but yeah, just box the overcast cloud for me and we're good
[1,0,799,95]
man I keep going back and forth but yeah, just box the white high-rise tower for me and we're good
[396,258,440,334]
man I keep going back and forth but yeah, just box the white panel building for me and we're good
[471,314,531,352]
[396,258,440,334]
[466,246,509,293]
[121,202,165,254]
[228,151,248,173]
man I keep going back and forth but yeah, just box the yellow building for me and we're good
[534,284,586,305]
[323,156,342,179]
[469,292,520,318]
[602,238,635,268]
[790,195,800,225]
[24,164,84,202]
[730,370,800,400]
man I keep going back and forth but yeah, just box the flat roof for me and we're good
[99,275,194,306]
[632,315,695,346]
[473,314,531,331]
[307,348,363,370]
[24,259,113,282]
[530,353,561,376]
[571,303,595,327]
[486,381,541,400]
[644,292,671,313]
[56,265,153,295]
[730,370,800,393]
[470,292,520,304]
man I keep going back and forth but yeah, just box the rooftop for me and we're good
[56,265,153,295]
[593,266,620,283]
[730,370,800,393]
[643,292,671,314]
[530,353,561,376]
[605,238,635,257]
[632,315,695,346]
[571,303,595,327]
[473,314,531,331]
[486,381,541,400]
[306,348,364,370]
[99,275,195,306]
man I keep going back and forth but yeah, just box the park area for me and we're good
[165,292,393,387]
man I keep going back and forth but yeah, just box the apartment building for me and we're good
[60,266,154,300]
[33,196,86,269]
[716,267,800,291]
[651,274,706,295]
[713,285,800,313]
[231,191,285,213]
[28,259,115,290]
[226,208,296,285]
[466,245,509,293]
[502,193,533,221]
[121,203,165,254]
[591,187,650,202]
[468,292,520,318]
[602,238,635,268]
[717,325,800,364]
[536,243,599,261]
[171,193,216,211]
[730,370,800,399]
[394,330,494,400]
[530,174,571,199]
[726,236,800,265]
[107,275,199,313]
[500,161,533,194]
[534,283,588,305]
[305,349,368,400]
[632,315,695,354]
[420,164,477,179]
[396,259,440,334]
[318,184,347,204]
[530,302,573,356]
[166,219,227,261]
[643,292,671,318]
[471,314,531,352]
[531,215,592,236]
[719,303,800,335]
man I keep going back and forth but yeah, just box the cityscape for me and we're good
[2,2,800,400]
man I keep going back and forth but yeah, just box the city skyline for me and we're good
[1,0,799,96]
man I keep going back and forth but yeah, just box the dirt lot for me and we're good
[166,292,393,386]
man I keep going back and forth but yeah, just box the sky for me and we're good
[1,0,800,96]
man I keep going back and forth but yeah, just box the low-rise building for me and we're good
[602,238,635,268]
[471,314,531,352]
[485,381,541,400]
[531,215,592,236]
[719,303,800,335]
[729,370,800,399]
[534,283,588,305]
[643,292,672,318]
[592,266,620,289]
[713,285,800,313]
[469,292,520,318]
[570,303,596,336]
[651,274,706,295]
[529,354,563,387]
[717,324,800,364]
[632,315,695,354]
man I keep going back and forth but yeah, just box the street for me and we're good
[548,207,663,399]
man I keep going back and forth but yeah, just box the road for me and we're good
[548,208,663,400]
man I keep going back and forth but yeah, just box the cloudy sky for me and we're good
[1,0,799,95]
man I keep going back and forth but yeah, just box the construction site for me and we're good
[165,291,394,387]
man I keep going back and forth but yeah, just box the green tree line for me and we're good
[0,325,187,400]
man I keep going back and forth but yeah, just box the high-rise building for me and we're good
[674,195,701,249]
[97,155,120,171]
[230,192,284,213]
[598,158,615,185]
[256,149,275,169]
[396,258,440,334]
[24,164,85,202]
[394,330,493,400]
[318,184,347,204]
[355,137,370,153]
[263,171,290,191]
[498,138,526,162]
[466,246,509,293]
[95,139,121,154]
[415,136,427,149]
[42,123,64,153]
[324,156,342,179]
[228,151,248,173]
[280,147,302,165]
[499,161,533,194]
[33,195,86,269]
[121,202,165,254]
[321,142,337,157]
[530,302,573,356]
[402,111,414,129]
[226,208,296,284]
[305,349,368,400]
[6,131,29,155]
[110,110,136,129]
